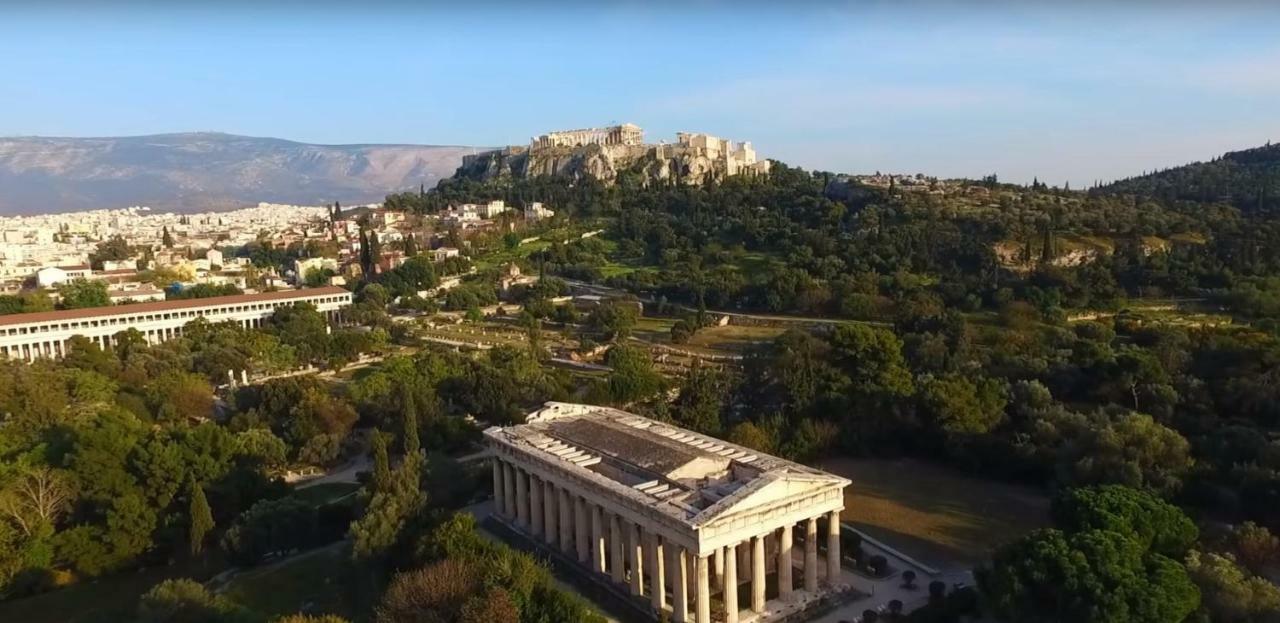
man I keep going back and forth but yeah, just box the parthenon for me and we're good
[531,123,645,149]
[485,402,851,623]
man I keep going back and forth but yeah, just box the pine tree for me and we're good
[162,226,175,248]
[402,390,420,455]
[188,479,214,556]
[371,431,392,493]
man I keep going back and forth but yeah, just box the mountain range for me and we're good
[0,132,480,214]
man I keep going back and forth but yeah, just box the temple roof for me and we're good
[484,402,849,528]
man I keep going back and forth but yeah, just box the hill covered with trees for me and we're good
[1102,142,1280,214]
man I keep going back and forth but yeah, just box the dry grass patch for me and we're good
[821,457,1049,568]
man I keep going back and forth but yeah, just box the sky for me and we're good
[2,1,1279,186]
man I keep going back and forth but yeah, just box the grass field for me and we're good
[822,457,1049,568]
[0,553,230,623]
[685,324,786,352]
[221,542,362,621]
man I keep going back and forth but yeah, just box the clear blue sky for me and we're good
[3,1,1278,185]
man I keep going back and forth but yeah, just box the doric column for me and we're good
[502,463,515,519]
[543,480,558,546]
[805,517,819,592]
[723,543,739,623]
[514,467,528,528]
[778,524,794,599]
[826,510,841,584]
[714,547,725,590]
[559,487,573,554]
[671,546,690,623]
[575,495,589,564]
[591,504,606,574]
[629,522,644,596]
[530,474,544,537]
[609,513,625,584]
[491,459,504,516]
[751,535,766,613]
[646,531,665,611]
[695,554,711,623]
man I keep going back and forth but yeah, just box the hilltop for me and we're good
[0,132,479,214]
[1101,141,1280,212]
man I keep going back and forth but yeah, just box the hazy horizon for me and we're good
[4,1,1279,186]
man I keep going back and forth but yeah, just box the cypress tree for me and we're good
[403,232,418,256]
[371,431,392,493]
[188,479,214,556]
[402,390,420,456]
[162,226,175,248]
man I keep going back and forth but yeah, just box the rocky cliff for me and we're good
[0,132,477,214]
[454,142,758,186]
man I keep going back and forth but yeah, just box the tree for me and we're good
[351,450,425,560]
[1231,522,1280,573]
[726,421,776,454]
[978,528,1200,623]
[671,364,729,435]
[375,558,480,623]
[220,497,317,566]
[403,232,419,257]
[605,345,663,404]
[1185,550,1280,623]
[56,278,110,309]
[1051,485,1197,558]
[586,301,638,341]
[137,578,250,623]
[0,467,75,538]
[148,372,214,422]
[162,226,175,248]
[919,373,1008,436]
[233,428,288,469]
[901,569,917,589]
[402,389,420,456]
[188,479,214,556]
[1062,411,1192,496]
[370,432,393,495]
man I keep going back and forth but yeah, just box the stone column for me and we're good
[559,487,573,554]
[575,495,589,564]
[723,543,739,623]
[629,522,644,596]
[778,524,794,600]
[609,513,625,584]
[543,480,558,547]
[530,475,544,538]
[751,535,766,613]
[714,547,725,590]
[671,547,690,623]
[826,510,841,584]
[502,463,515,519]
[646,531,666,611]
[514,468,528,528]
[805,517,819,592]
[695,554,711,623]
[591,504,607,574]
[491,459,504,516]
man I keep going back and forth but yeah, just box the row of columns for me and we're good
[493,457,843,623]
[1,308,350,361]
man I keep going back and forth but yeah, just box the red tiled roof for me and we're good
[0,286,349,326]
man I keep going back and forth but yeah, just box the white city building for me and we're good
[0,286,351,361]
[486,402,852,623]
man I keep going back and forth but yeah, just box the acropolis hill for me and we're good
[454,124,771,186]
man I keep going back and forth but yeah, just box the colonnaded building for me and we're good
[486,402,852,623]
[0,286,351,360]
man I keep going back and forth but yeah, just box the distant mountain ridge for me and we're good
[0,132,480,214]
[1100,141,1280,213]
